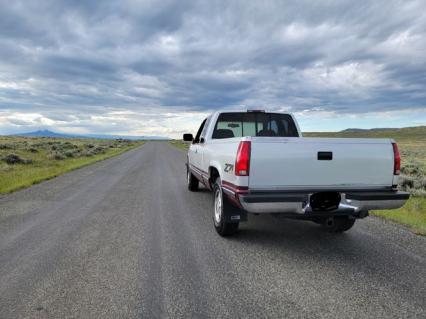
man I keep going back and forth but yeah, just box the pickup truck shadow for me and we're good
[230,215,414,278]
[232,217,426,306]
[191,187,423,297]
[192,188,422,294]
[236,214,351,247]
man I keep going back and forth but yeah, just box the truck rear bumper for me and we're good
[237,190,410,217]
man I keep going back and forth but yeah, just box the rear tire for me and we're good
[325,217,356,233]
[187,168,199,191]
[213,178,239,236]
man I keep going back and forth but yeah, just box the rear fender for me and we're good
[215,179,248,222]
[208,160,223,186]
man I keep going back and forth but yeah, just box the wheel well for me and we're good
[209,167,220,187]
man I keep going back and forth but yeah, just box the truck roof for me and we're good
[212,110,295,117]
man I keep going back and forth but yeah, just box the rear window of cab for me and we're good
[212,112,299,139]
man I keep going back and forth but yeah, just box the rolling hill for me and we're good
[305,126,426,141]
[12,130,170,140]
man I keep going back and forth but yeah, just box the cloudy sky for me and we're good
[0,0,425,137]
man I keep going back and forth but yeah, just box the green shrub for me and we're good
[401,163,421,175]
[81,150,94,157]
[399,175,415,189]
[64,150,76,158]
[2,154,32,164]
[421,178,426,189]
[50,152,66,160]
[94,147,105,153]
[61,142,78,150]
[0,144,14,150]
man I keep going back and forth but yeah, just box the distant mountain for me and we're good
[85,133,171,140]
[13,130,170,140]
[341,128,399,132]
[16,130,79,138]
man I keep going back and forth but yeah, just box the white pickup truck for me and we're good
[183,110,409,236]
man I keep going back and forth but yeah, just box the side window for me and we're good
[193,119,206,144]
[200,116,211,140]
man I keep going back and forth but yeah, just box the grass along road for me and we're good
[374,197,426,235]
[170,126,426,235]
[0,136,144,195]
[169,140,190,151]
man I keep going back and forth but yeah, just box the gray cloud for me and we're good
[0,0,425,136]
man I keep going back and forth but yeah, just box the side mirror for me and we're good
[183,133,193,142]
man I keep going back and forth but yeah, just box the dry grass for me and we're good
[169,140,191,151]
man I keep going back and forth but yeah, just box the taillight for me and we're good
[235,141,251,176]
[392,142,400,175]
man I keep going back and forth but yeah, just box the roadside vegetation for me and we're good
[0,136,144,194]
[171,126,426,235]
[169,140,190,151]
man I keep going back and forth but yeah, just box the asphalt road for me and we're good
[0,142,425,318]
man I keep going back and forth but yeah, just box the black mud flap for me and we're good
[222,196,248,222]
[223,211,248,223]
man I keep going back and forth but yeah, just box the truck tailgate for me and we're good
[249,137,394,189]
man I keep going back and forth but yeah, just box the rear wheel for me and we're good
[324,217,356,233]
[213,178,239,236]
[187,168,199,191]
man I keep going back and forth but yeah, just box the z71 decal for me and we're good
[224,163,234,173]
